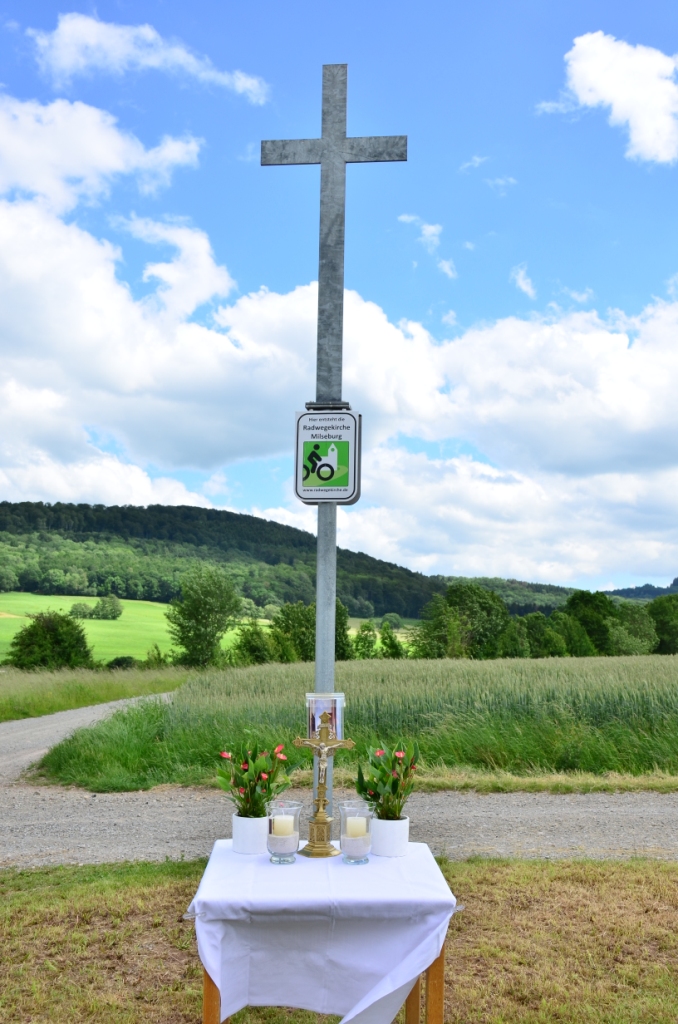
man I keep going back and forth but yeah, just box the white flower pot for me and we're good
[370,816,409,857]
[232,813,269,854]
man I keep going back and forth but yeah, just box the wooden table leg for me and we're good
[203,968,224,1024]
[405,973,422,1024]
[425,945,446,1024]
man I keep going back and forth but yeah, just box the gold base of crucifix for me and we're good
[297,778,341,858]
[294,711,354,858]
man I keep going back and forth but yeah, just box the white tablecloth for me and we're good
[187,840,457,1024]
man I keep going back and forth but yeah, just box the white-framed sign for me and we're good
[295,410,361,505]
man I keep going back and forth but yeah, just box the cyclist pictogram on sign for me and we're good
[295,412,361,504]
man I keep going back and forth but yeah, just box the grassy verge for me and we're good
[0,667,190,723]
[35,657,678,791]
[1,858,677,1023]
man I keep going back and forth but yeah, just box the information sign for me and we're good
[295,411,361,504]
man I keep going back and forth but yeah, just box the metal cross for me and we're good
[261,64,407,405]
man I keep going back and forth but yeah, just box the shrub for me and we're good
[106,656,138,670]
[70,602,94,619]
[381,612,403,630]
[379,621,405,659]
[353,620,379,659]
[406,594,467,659]
[233,619,274,665]
[269,599,352,662]
[7,612,94,669]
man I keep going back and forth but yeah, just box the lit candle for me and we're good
[345,817,367,837]
[272,815,294,836]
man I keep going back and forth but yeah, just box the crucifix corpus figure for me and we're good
[294,711,355,858]
[262,65,407,816]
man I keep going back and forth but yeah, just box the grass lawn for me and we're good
[1,858,677,1023]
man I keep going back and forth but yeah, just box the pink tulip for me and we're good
[276,753,287,760]
[261,772,269,780]
[395,751,405,759]
[219,751,232,759]
[239,787,245,794]
[375,749,385,757]
[274,744,284,753]
[241,762,249,770]
[392,770,398,778]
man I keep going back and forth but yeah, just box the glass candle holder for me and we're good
[339,801,372,864]
[268,800,302,864]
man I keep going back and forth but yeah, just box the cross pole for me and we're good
[262,64,406,805]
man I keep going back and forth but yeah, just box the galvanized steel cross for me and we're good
[261,64,407,405]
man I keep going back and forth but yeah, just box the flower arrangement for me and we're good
[355,741,419,820]
[216,742,291,817]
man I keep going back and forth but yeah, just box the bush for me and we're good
[233,619,274,665]
[106,656,138,670]
[379,621,405,659]
[353,620,379,659]
[7,612,94,669]
[380,612,403,630]
[165,564,242,667]
[647,595,678,654]
[406,594,467,659]
[70,602,94,619]
[270,599,352,662]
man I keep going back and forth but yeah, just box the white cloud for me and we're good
[485,177,517,196]
[437,258,457,279]
[441,310,457,327]
[463,241,475,251]
[28,13,269,103]
[0,94,199,212]
[541,31,678,163]
[564,286,593,303]
[459,155,487,171]
[510,263,536,299]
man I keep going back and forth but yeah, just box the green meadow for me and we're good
[36,655,678,792]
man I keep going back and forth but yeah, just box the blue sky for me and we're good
[2,1,678,589]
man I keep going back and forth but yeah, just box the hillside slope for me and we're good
[0,501,599,618]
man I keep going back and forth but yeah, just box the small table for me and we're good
[188,841,457,1024]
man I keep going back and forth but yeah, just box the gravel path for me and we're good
[1,702,678,867]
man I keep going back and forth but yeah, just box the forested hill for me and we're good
[0,501,583,618]
[0,501,444,618]
[608,578,678,600]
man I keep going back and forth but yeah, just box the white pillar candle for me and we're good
[272,815,294,836]
[345,816,367,837]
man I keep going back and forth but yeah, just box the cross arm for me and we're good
[344,135,407,163]
[261,139,323,166]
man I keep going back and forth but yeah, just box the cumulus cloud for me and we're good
[437,259,457,280]
[540,31,678,163]
[28,12,269,103]
[510,263,536,299]
[0,94,199,212]
[399,214,456,278]
[5,189,678,579]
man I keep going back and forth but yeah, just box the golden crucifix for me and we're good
[294,710,355,858]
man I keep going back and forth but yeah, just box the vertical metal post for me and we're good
[314,500,337,813]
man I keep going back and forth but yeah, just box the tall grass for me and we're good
[0,666,189,722]
[37,656,678,791]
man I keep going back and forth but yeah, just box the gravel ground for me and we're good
[1,701,678,867]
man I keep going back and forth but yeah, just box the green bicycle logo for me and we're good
[302,441,349,487]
